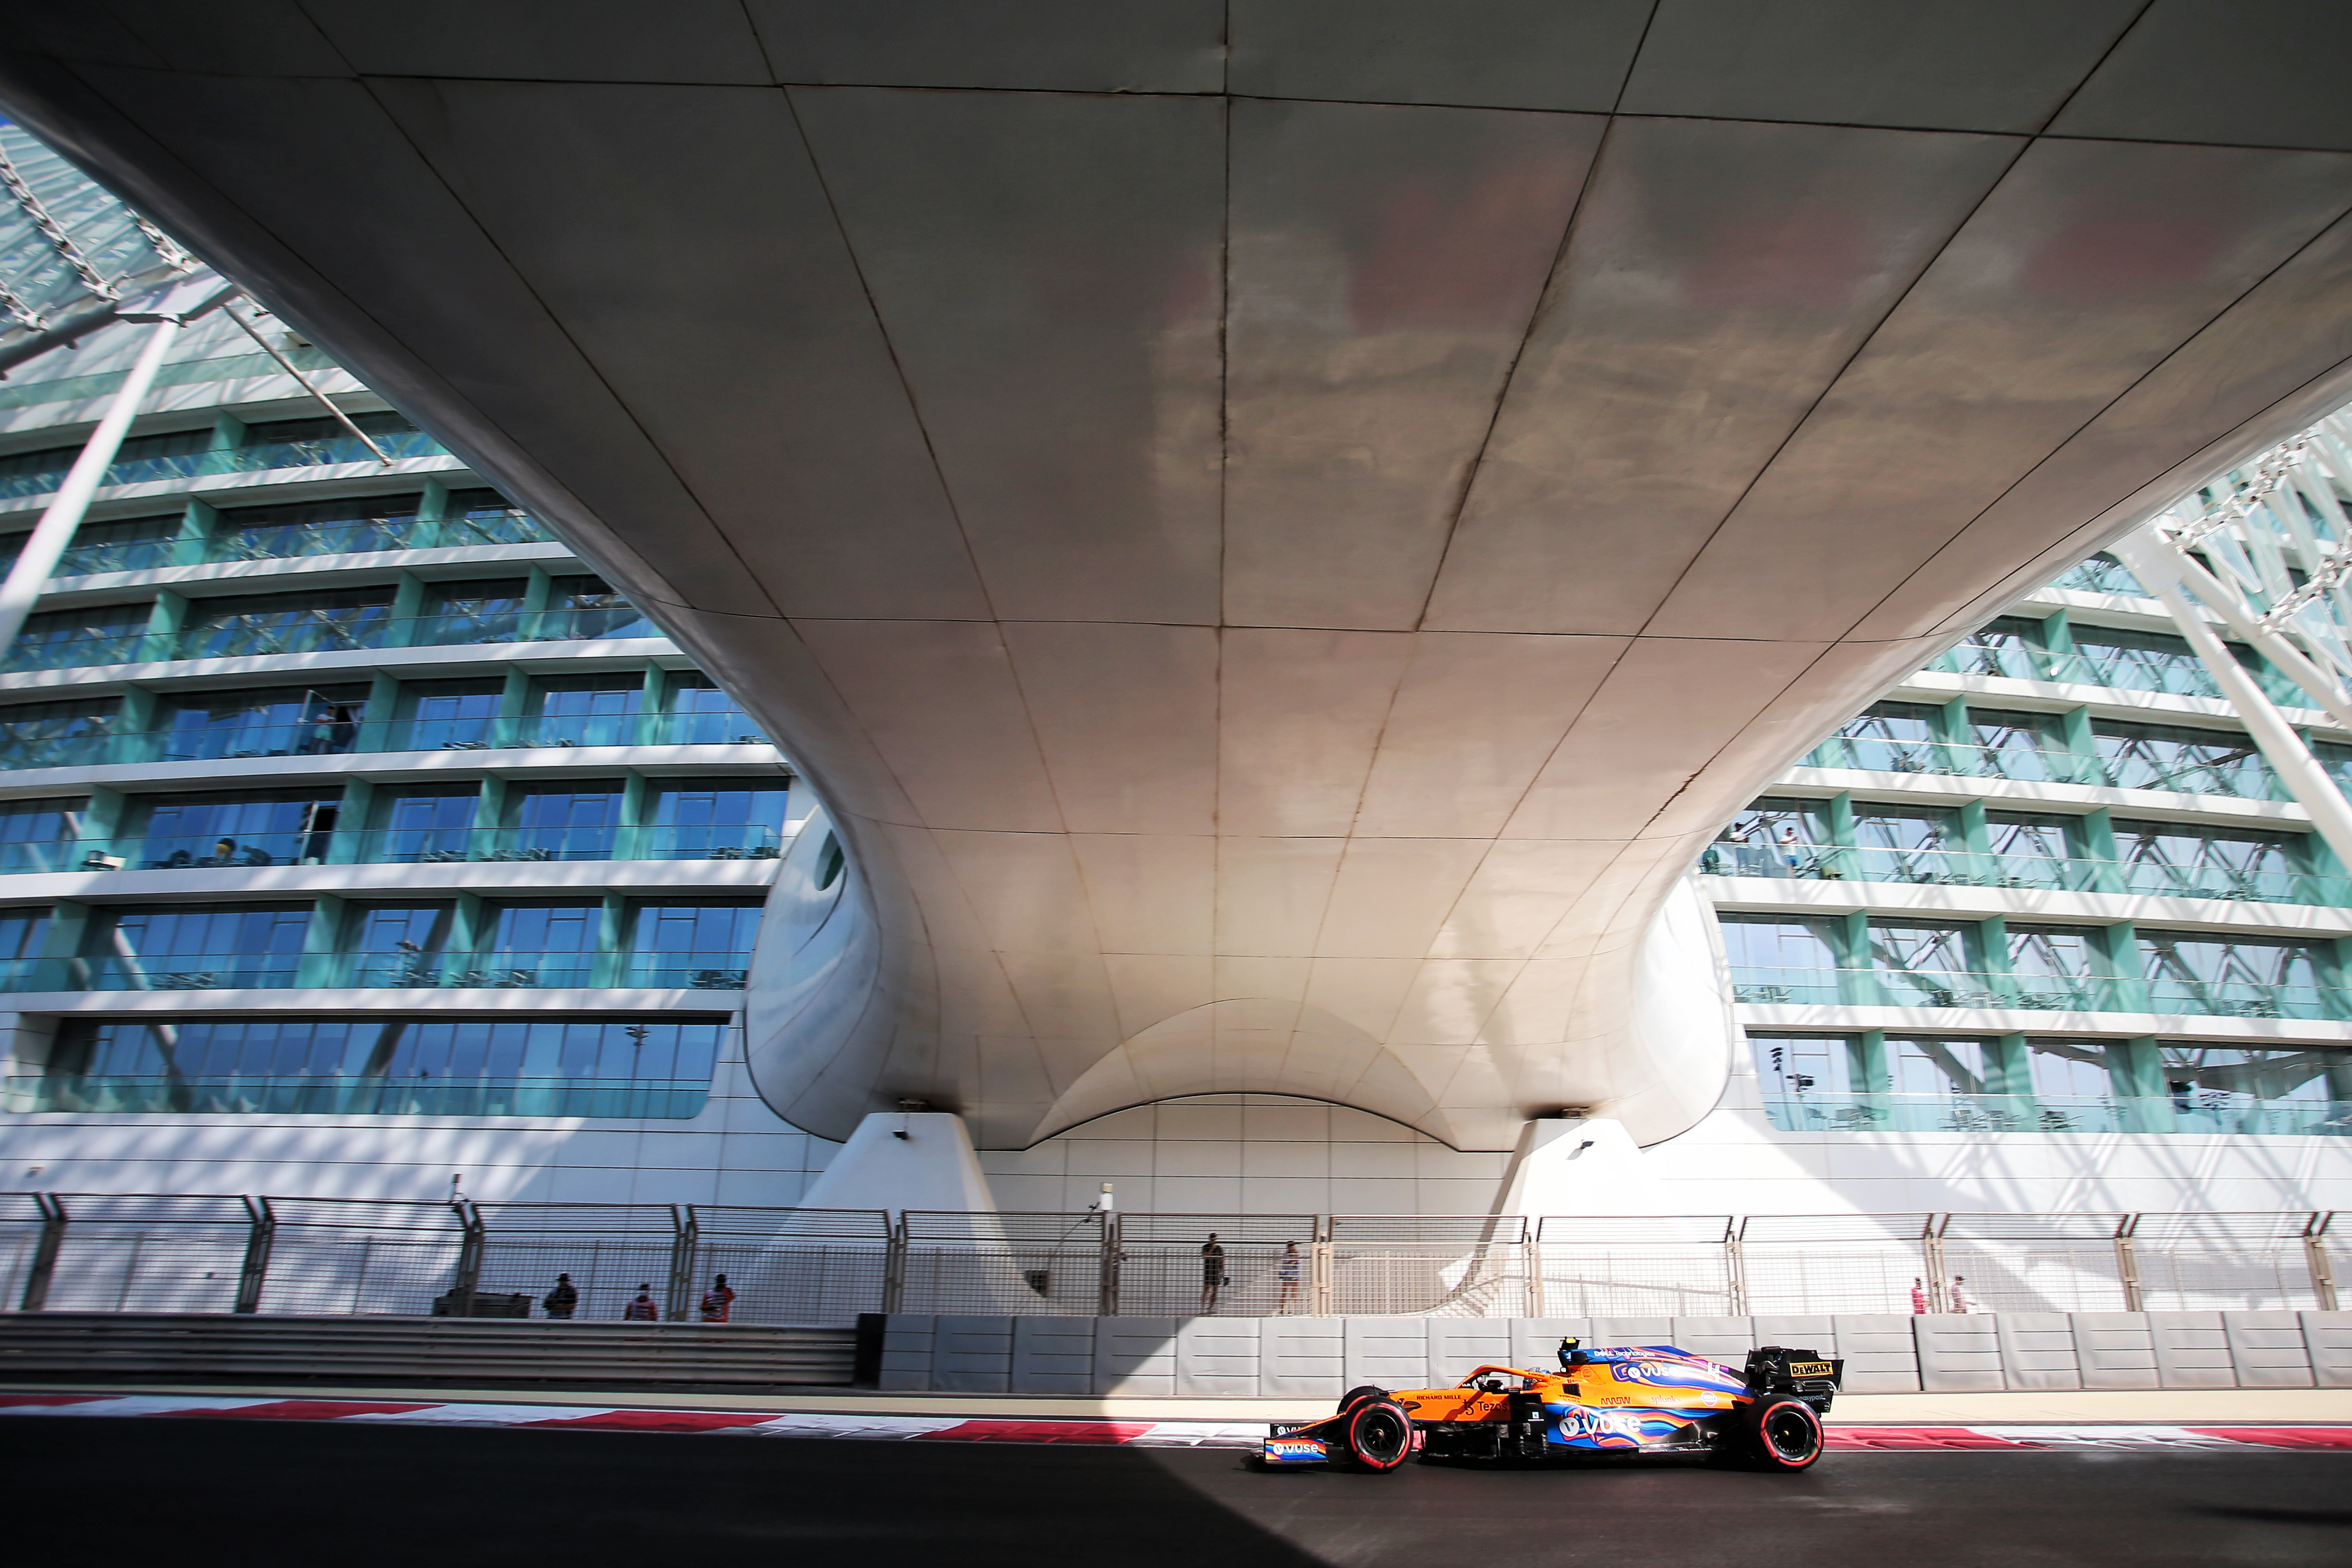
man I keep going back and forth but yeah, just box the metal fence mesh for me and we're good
[2128,1212,2324,1311]
[1738,1214,1934,1315]
[1324,1217,1529,1317]
[470,1202,681,1322]
[1111,1213,1315,1316]
[685,1206,890,1325]
[37,1194,253,1314]
[1,1197,2342,1319]
[255,1197,468,1317]
[897,1211,1107,1316]
[1935,1213,2131,1313]
[1533,1216,1738,1316]
[0,1192,46,1309]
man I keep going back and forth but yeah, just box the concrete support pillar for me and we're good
[797,1111,996,1213]
[1496,1117,1661,1216]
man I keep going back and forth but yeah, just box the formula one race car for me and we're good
[1259,1340,1842,1473]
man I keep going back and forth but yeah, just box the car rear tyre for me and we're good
[1740,1396,1824,1471]
[1342,1399,1414,1472]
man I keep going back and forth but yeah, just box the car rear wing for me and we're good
[1744,1345,1843,1402]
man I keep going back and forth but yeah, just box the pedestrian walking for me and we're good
[1200,1234,1226,1313]
[1276,1240,1302,1313]
[542,1273,578,1319]
[1948,1276,1973,1313]
[1909,1277,1927,1314]
[622,1284,659,1321]
[699,1273,736,1323]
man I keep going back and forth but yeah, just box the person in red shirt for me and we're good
[698,1274,735,1322]
[622,1284,659,1321]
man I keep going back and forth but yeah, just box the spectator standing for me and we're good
[542,1273,578,1320]
[1276,1241,1302,1313]
[699,1273,736,1323]
[1948,1276,1973,1313]
[623,1284,660,1321]
[1200,1235,1227,1312]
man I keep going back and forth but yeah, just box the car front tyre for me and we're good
[1343,1399,1415,1472]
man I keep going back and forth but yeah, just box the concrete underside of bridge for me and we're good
[11,4,2352,1152]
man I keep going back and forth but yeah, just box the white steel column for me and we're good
[0,314,178,656]
[2112,529,2352,873]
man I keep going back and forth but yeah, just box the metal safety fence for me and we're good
[0,1197,2341,1321]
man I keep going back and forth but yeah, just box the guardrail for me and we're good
[0,1312,858,1390]
[868,1310,2352,1396]
[3,1199,2342,1323]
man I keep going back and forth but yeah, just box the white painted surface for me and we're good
[1496,1117,1662,1216]
[797,1112,994,1213]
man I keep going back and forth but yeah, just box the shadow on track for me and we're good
[6,1416,2351,1568]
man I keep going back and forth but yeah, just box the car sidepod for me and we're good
[1542,1402,1716,1453]
[1542,1347,1748,1456]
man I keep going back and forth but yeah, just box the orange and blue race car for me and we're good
[1259,1340,1841,1473]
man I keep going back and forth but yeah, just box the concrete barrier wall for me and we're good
[869,1311,2352,1396]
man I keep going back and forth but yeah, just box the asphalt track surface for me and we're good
[6,1416,2348,1568]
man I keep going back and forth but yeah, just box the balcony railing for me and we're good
[3,631,152,672]
[345,955,749,990]
[0,428,451,502]
[0,710,772,771]
[1730,965,2351,1019]
[0,606,668,673]
[0,953,306,992]
[4,1073,708,1118]
[1762,1092,2352,1136]
[19,822,781,876]
[49,510,554,578]
[1796,734,2285,799]
[1929,641,2303,706]
[0,950,756,995]
[1702,842,2350,906]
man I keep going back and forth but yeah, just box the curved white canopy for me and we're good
[13,4,2352,1147]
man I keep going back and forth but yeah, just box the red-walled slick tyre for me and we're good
[1342,1399,1414,1472]
[1740,1396,1824,1471]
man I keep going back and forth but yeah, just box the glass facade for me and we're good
[1721,411,2352,1139]
[1749,1032,2352,1136]
[0,331,788,1123]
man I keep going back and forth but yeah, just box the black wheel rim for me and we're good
[1356,1408,1408,1464]
[1761,1406,1818,1462]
